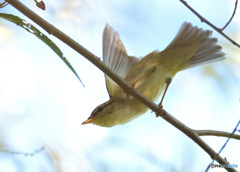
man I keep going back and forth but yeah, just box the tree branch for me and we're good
[179,0,240,48]
[0,147,45,156]
[196,130,240,140]
[5,0,237,171]
[222,0,238,30]
[205,120,240,171]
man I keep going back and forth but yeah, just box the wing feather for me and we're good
[103,24,139,97]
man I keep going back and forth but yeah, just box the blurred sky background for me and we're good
[0,0,240,171]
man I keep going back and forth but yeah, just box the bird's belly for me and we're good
[134,68,170,102]
[115,63,173,125]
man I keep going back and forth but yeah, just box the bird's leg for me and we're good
[158,77,172,108]
[131,66,157,88]
[156,77,172,117]
[125,66,157,95]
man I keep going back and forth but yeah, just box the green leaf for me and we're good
[0,13,84,86]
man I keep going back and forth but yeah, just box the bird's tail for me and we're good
[161,22,225,72]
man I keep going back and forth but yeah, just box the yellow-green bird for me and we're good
[82,22,225,127]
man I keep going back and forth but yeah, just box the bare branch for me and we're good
[179,0,240,48]
[216,119,240,156]
[196,130,240,140]
[205,120,240,171]
[222,0,238,30]
[0,1,8,8]
[0,147,45,156]
[5,0,236,171]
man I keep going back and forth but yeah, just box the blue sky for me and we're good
[0,0,239,171]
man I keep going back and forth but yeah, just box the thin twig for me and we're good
[4,0,236,171]
[180,0,240,48]
[0,1,8,8]
[222,0,238,30]
[205,120,240,171]
[196,129,240,140]
[0,147,45,156]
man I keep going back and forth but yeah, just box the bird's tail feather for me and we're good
[163,22,225,71]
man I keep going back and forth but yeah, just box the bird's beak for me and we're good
[81,118,94,125]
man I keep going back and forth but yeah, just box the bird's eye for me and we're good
[98,107,103,112]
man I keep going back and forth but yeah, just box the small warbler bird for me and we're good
[82,22,225,127]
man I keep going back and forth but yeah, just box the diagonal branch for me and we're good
[5,0,236,171]
[179,0,240,48]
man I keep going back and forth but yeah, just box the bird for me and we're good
[82,22,225,127]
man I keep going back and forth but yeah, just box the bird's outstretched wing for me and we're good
[103,24,139,97]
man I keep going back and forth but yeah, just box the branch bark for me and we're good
[5,0,237,171]
[221,0,238,30]
[196,130,240,140]
[179,0,240,48]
